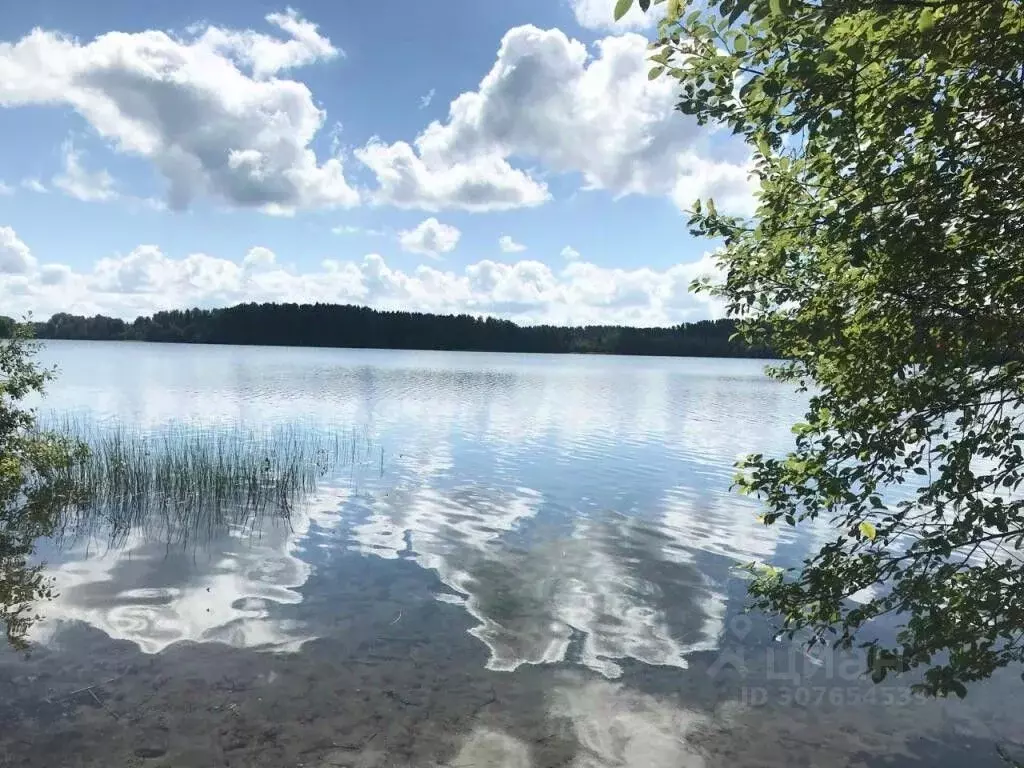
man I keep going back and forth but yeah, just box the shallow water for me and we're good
[2,340,1022,767]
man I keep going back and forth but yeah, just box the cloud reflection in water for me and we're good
[350,479,727,678]
[30,346,811,682]
[31,487,349,653]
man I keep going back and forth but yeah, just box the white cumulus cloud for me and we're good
[22,179,47,193]
[0,226,36,275]
[399,218,462,258]
[2,15,752,216]
[39,264,72,285]
[0,11,357,214]
[498,235,526,253]
[356,139,549,212]
[356,25,753,215]
[242,246,277,270]
[568,0,661,30]
[0,228,723,326]
[561,245,581,261]
[197,8,341,79]
[52,139,118,202]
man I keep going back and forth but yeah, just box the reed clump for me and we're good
[37,417,378,548]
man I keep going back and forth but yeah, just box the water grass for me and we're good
[38,416,380,549]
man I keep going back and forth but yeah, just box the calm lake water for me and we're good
[1,340,1021,767]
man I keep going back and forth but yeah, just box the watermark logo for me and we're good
[704,613,929,708]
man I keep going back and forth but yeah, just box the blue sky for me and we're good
[0,0,753,325]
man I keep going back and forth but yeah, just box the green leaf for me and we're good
[667,0,682,21]
[729,0,749,24]
[768,0,781,15]
[614,0,635,20]
[648,65,666,80]
[859,521,877,541]
[918,8,935,32]
[734,33,748,52]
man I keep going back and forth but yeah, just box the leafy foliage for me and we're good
[628,0,1024,696]
[0,323,82,649]
[32,306,769,358]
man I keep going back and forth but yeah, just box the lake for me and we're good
[1,340,1021,767]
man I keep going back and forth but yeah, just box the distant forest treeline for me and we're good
[1,304,771,358]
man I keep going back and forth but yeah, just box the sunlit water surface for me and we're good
[1,341,1021,767]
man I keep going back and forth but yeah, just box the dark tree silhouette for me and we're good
[32,304,769,358]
